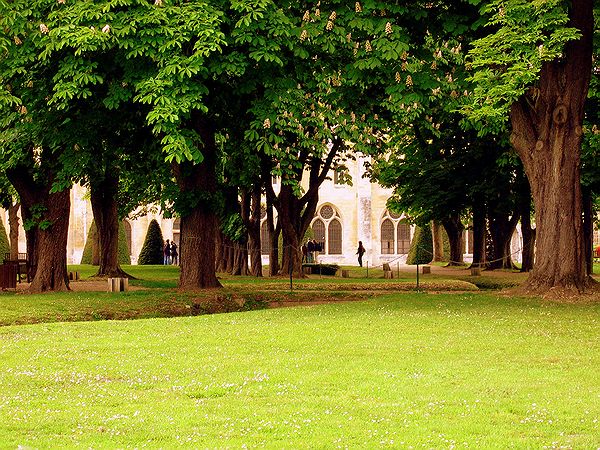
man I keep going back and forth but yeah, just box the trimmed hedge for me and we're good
[138,219,164,265]
[406,223,433,265]
[302,263,339,276]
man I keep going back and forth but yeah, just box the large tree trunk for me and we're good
[278,184,307,278]
[173,117,222,290]
[441,214,464,265]
[6,166,70,291]
[90,171,131,278]
[430,220,445,263]
[471,195,486,268]
[247,186,263,277]
[28,189,71,292]
[8,202,20,260]
[509,0,593,295]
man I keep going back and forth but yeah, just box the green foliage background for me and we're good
[0,219,9,259]
[138,219,164,265]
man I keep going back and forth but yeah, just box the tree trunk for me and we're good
[173,117,222,290]
[519,177,535,273]
[247,186,263,277]
[20,204,38,281]
[471,196,486,268]
[266,192,280,277]
[442,214,464,265]
[6,166,70,291]
[90,172,131,278]
[509,0,593,295]
[430,220,445,263]
[28,189,71,292]
[582,186,593,275]
[215,229,225,273]
[487,212,518,270]
[278,184,308,278]
[8,202,20,260]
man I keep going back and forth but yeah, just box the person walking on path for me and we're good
[163,239,171,265]
[301,243,308,263]
[356,241,366,267]
[170,241,178,265]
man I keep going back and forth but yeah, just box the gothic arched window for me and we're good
[381,219,395,254]
[310,205,342,255]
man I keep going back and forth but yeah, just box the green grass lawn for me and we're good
[0,291,598,448]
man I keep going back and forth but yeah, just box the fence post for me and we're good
[366,261,369,279]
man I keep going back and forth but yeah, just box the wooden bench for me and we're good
[3,253,30,283]
[0,263,17,290]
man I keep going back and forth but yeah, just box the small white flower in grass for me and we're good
[385,22,392,34]
[263,118,271,129]
[154,0,163,5]
[14,36,22,45]
[39,23,49,34]
[102,24,110,33]
[58,0,66,3]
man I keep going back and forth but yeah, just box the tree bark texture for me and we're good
[509,0,593,294]
[442,214,464,265]
[267,200,280,277]
[90,171,130,278]
[517,170,535,272]
[173,117,222,290]
[247,186,263,277]
[8,202,20,260]
[487,210,518,270]
[582,186,593,275]
[470,196,486,268]
[7,165,70,292]
[430,220,445,263]
[268,138,341,278]
[278,184,308,278]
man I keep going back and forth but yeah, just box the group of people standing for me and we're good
[301,239,323,264]
[163,239,178,265]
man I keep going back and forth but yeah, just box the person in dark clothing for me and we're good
[301,243,308,263]
[307,240,315,263]
[356,241,366,267]
[170,241,178,265]
[163,239,171,265]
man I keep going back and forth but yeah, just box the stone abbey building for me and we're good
[1,155,530,267]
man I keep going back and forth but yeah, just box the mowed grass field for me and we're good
[0,265,598,447]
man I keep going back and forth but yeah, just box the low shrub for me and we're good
[302,263,339,276]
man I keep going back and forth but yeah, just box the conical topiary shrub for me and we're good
[118,221,131,265]
[80,221,99,265]
[406,222,433,265]
[80,220,131,265]
[0,219,10,260]
[138,219,164,265]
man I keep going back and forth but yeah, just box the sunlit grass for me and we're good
[0,293,598,447]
